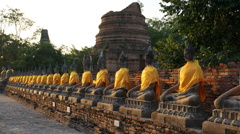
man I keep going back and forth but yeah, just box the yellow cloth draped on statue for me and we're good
[140,66,161,100]
[8,77,13,81]
[40,75,47,84]
[95,69,109,87]
[6,69,14,74]
[24,76,28,83]
[69,71,79,85]
[46,74,53,84]
[81,71,93,86]
[1,70,6,77]
[53,73,61,85]
[178,61,205,102]
[60,73,69,85]
[1,70,6,74]
[20,76,25,83]
[114,68,131,90]
[24,76,29,83]
[36,75,42,84]
[28,76,33,83]
[28,75,37,85]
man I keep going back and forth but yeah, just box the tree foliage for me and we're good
[0,7,96,73]
[0,7,35,39]
[160,0,240,67]
[62,45,93,73]
[146,18,185,69]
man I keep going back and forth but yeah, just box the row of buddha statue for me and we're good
[4,42,240,130]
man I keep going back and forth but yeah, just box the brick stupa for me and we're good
[40,29,50,42]
[94,2,150,73]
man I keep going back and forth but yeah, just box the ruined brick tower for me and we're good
[94,2,150,73]
[40,29,50,42]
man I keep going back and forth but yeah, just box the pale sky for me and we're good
[1,0,164,50]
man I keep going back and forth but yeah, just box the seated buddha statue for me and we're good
[214,85,240,111]
[43,64,54,89]
[127,46,161,101]
[28,67,38,87]
[32,67,42,88]
[53,61,69,91]
[1,66,7,80]
[85,51,109,95]
[160,42,205,106]
[48,64,61,89]
[6,63,14,78]
[38,66,48,88]
[103,51,130,97]
[64,58,80,91]
[21,69,31,87]
[74,54,93,93]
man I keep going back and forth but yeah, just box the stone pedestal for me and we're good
[151,102,207,128]
[202,109,240,134]
[81,94,102,106]
[97,96,126,111]
[50,90,62,99]
[68,92,85,103]
[37,89,46,95]
[43,88,55,97]
[119,98,158,118]
[58,91,72,101]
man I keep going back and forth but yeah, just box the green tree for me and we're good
[0,7,35,38]
[0,33,31,70]
[62,45,93,73]
[160,0,240,66]
[146,18,185,69]
[31,41,63,69]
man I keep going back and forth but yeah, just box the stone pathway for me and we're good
[0,94,84,134]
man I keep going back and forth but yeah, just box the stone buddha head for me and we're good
[97,50,106,70]
[119,51,127,68]
[42,66,47,75]
[145,46,154,65]
[33,67,37,75]
[38,67,42,75]
[83,54,91,71]
[62,60,68,73]
[29,69,33,75]
[54,64,60,74]
[47,64,53,75]
[1,66,6,79]
[6,63,13,77]
[184,40,195,62]
[2,66,6,71]
[70,58,78,72]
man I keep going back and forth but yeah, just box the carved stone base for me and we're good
[68,93,85,103]
[202,109,240,134]
[80,94,102,106]
[151,102,207,128]
[38,90,45,95]
[119,98,158,118]
[50,92,59,98]
[28,88,36,94]
[25,88,30,93]
[97,96,126,111]
[58,91,72,101]
[43,91,52,96]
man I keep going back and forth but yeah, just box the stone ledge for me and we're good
[202,121,240,134]
[4,87,202,134]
